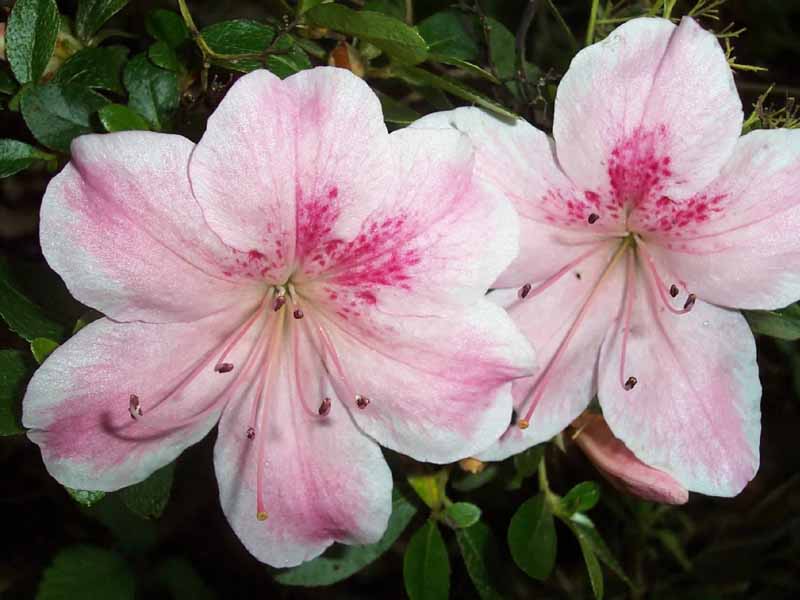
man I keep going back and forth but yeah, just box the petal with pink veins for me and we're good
[572,413,689,505]
[477,243,625,461]
[643,129,800,310]
[598,268,760,497]
[411,107,615,287]
[22,304,263,491]
[555,17,741,203]
[213,324,392,568]
[40,132,262,323]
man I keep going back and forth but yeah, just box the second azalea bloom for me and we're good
[416,16,800,497]
[22,67,534,566]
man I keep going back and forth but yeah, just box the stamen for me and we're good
[355,394,370,409]
[293,308,304,319]
[637,241,694,315]
[588,213,600,224]
[517,419,530,430]
[128,394,142,420]
[215,362,234,373]
[618,251,637,392]
[516,243,607,302]
[624,376,638,390]
[256,511,268,521]
[246,427,256,440]
[669,284,679,298]
[318,397,332,416]
[518,283,532,299]
[272,294,286,312]
[683,294,696,311]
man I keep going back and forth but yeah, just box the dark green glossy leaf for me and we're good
[76,0,129,42]
[561,481,601,515]
[202,19,276,72]
[306,4,428,65]
[395,65,517,120]
[119,462,176,519]
[53,46,129,94]
[565,513,633,588]
[30,337,59,364]
[297,0,326,15]
[0,350,29,436]
[65,487,106,507]
[486,17,516,80]
[508,444,545,490]
[0,257,67,341]
[508,494,557,581]
[5,0,60,84]
[20,82,108,152]
[0,138,55,178]
[275,488,418,586]
[83,494,158,553]
[156,557,216,600]
[36,545,135,600]
[363,0,405,20]
[418,10,479,61]
[98,103,150,132]
[452,465,499,492]
[745,304,800,340]
[377,90,421,125]
[264,39,311,79]
[404,520,450,600]
[456,521,505,600]
[576,533,604,600]
[123,54,179,130]
[148,41,183,72]
[145,9,189,48]
[445,502,482,529]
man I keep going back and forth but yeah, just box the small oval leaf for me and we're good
[404,520,450,600]
[6,0,60,84]
[445,502,482,529]
[508,494,557,581]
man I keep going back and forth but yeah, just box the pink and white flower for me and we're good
[22,67,534,566]
[415,17,800,497]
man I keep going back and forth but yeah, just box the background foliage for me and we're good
[1,0,799,598]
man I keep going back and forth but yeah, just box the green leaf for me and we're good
[561,481,601,515]
[0,139,55,178]
[5,0,60,84]
[83,494,158,553]
[123,54,179,131]
[155,557,216,600]
[119,462,176,519]
[363,0,405,20]
[745,304,800,340]
[0,68,20,95]
[306,4,428,65]
[445,502,482,529]
[145,9,189,48]
[36,545,135,600]
[0,350,29,436]
[427,55,500,84]
[30,337,59,364]
[0,257,67,342]
[98,103,150,132]
[564,513,633,588]
[201,19,276,72]
[76,0,130,42]
[654,528,692,572]
[53,46,129,94]
[65,487,106,507]
[418,10,479,61]
[452,465,498,492]
[508,444,545,490]
[265,41,312,79]
[148,41,183,72]
[508,494,557,581]
[275,488,418,586]
[455,521,505,600]
[407,469,449,511]
[575,532,604,600]
[297,0,326,15]
[20,82,109,152]
[403,520,450,600]
[486,17,516,80]
[376,91,420,125]
[395,65,517,120]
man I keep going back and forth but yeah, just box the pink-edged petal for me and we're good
[315,297,534,464]
[477,243,625,461]
[555,17,741,201]
[41,132,261,323]
[22,306,262,491]
[189,67,391,280]
[572,413,689,505]
[598,271,760,497]
[214,326,392,568]
[644,129,800,310]
[411,107,614,287]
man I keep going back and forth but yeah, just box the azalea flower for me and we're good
[22,67,534,566]
[414,16,800,497]
[571,413,688,505]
